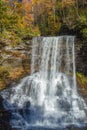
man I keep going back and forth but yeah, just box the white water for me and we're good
[1,36,87,129]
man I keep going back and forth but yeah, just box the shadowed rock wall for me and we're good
[75,38,87,76]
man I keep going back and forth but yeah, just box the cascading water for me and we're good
[1,36,87,130]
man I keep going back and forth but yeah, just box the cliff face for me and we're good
[0,37,87,90]
[75,39,87,76]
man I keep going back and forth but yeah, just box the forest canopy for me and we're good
[32,0,87,38]
[0,0,87,40]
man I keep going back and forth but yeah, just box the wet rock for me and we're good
[23,101,30,109]
[0,95,12,130]
[58,99,71,111]
[0,110,11,122]
[0,95,4,110]
[0,120,12,130]
[67,125,87,130]
[18,101,30,116]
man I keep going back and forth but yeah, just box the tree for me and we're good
[32,0,61,35]
[0,0,40,89]
[0,0,10,33]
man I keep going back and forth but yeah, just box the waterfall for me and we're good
[1,36,87,129]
